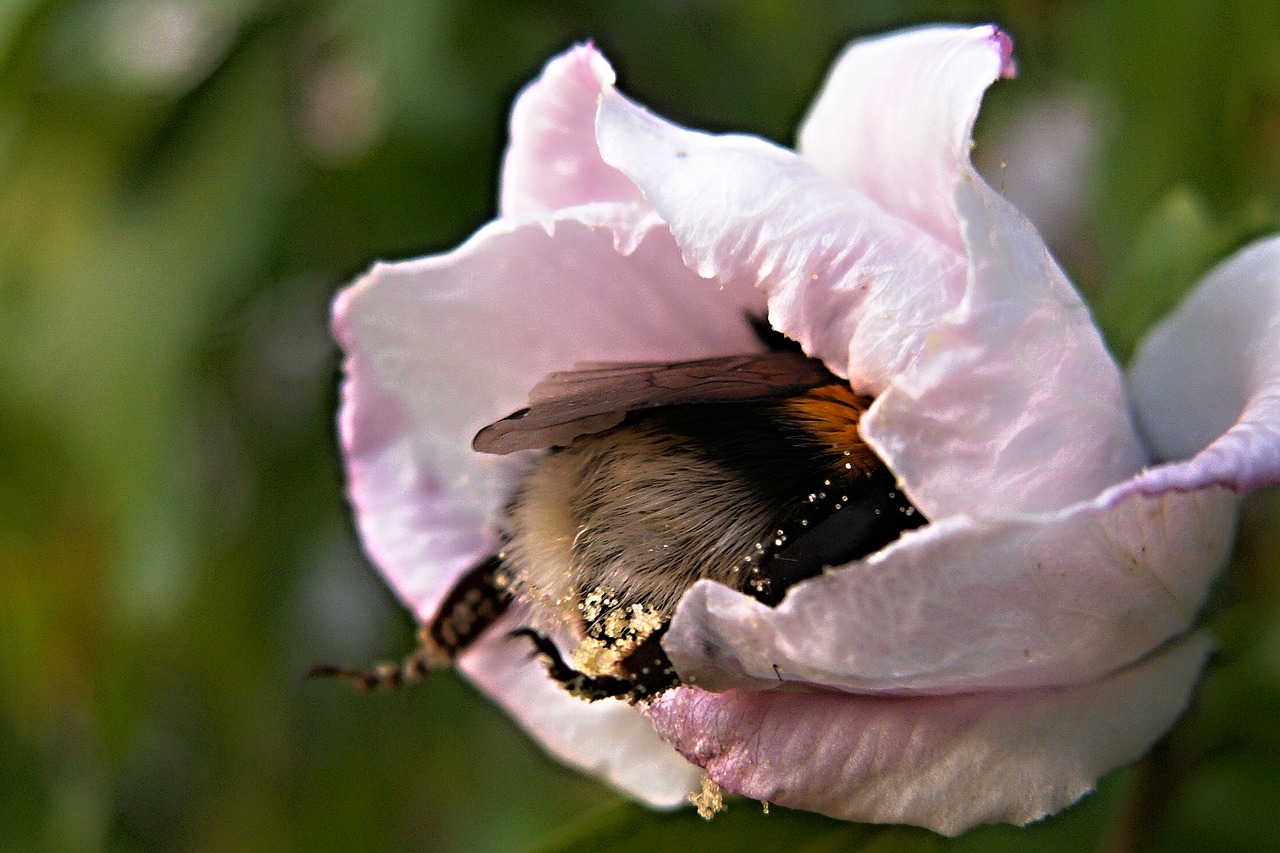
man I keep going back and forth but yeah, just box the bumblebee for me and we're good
[314,344,924,702]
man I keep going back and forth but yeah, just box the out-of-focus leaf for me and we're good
[1146,490,1280,853]
[0,25,293,628]
[1151,752,1280,853]
[533,798,875,853]
[1069,0,1280,257]
[0,0,45,65]
[1094,188,1226,364]
[1095,184,1280,364]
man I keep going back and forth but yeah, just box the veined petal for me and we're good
[597,87,964,397]
[1125,235,1280,497]
[861,177,1147,518]
[798,24,1014,250]
[647,632,1212,835]
[664,484,1236,694]
[597,42,1143,519]
[333,207,761,621]
[458,610,702,807]
[500,45,645,216]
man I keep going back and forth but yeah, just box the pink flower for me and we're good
[331,25,1280,834]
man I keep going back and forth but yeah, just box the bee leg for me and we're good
[422,554,513,657]
[309,554,512,691]
[510,628,635,701]
[307,650,435,692]
[511,627,680,703]
[614,624,681,701]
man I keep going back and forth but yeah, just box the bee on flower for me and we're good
[319,25,1280,834]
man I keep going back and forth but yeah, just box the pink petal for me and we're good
[597,86,963,394]
[595,28,1144,519]
[860,177,1147,517]
[334,208,762,621]
[647,632,1212,835]
[1123,235,1280,497]
[797,25,1014,250]
[458,610,702,807]
[334,372,499,623]
[664,485,1236,694]
[500,45,645,217]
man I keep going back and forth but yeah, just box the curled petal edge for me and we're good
[798,24,1014,250]
[646,631,1213,835]
[501,44,647,216]
[662,482,1236,695]
[1127,234,1280,497]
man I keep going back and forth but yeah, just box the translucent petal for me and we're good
[797,24,1014,249]
[596,37,1142,518]
[500,45,645,216]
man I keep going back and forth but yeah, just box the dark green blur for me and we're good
[1,1,1277,850]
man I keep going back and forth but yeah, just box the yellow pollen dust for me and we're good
[690,775,727,820]
[579,586,620,622]
[572,595,664,677]
[570,637,613,674]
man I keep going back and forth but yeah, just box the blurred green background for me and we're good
[2,0,1279,850]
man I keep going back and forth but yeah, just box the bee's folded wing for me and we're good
[472,351,835,453]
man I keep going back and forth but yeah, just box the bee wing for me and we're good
[472,351,836,454]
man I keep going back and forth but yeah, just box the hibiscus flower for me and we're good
[329,24,1280,834]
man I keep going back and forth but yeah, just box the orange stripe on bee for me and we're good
[780,384,881,473]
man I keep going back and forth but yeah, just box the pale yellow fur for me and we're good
[503,421,781,628]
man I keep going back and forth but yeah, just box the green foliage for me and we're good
[534,799,876,853]
[2,1,1278,851]
[1096,188,1227,364]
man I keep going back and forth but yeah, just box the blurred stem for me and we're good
[1098,736,1181,853]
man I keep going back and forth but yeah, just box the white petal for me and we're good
[798,24,1014,249]
[500,45,646,216]
[861,176,1147,518]
[664,484,1236,695]
[334,207,761,620]
[647,632,1212,835]
[597,71,1144,520]
[1126,235,1280,496]
[597,87,964,395]
[458,610,702,807]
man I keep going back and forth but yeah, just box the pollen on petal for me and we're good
[689,775,727,820]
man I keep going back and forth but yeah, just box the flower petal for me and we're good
[797,25,1014,250]
[457,610,702,808]
[647,632,1212,835]
[1125,235,1280,496]
[500,45,645,217]
[664,485,1236,695]
[860,176,1147,517]
[597,86,963,394]
[596,32,1144,519]
[334,208,761,621]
